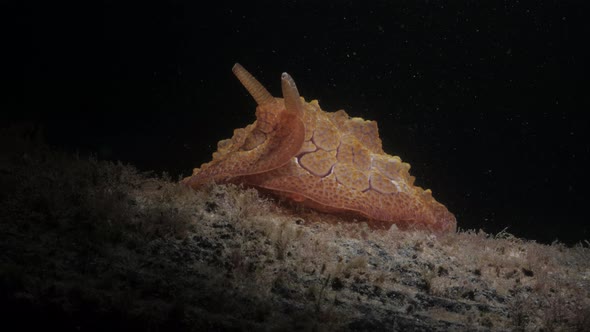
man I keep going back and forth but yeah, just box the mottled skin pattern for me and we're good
[182,64,456,233]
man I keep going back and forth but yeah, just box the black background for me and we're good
[3,1,589,244]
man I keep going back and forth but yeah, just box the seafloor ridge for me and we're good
[1,126,589,331]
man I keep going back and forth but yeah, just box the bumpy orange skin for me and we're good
[182,65,456,233]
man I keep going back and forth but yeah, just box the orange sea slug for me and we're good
[183,64,456,233]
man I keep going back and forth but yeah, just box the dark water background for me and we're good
[3,1,589,244]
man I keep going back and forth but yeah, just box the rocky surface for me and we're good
[1,127,589,331]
